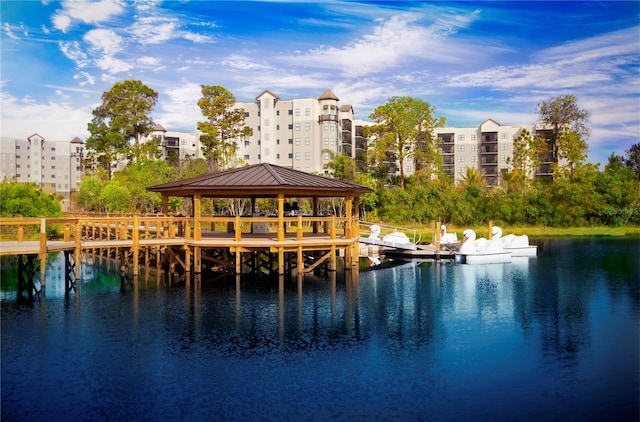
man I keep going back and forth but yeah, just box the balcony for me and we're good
[318,114,338,123]
[481,133,498,143]
[481,146,498,154]
[439,145,454,154]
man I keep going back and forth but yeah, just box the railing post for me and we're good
[132,215,139,277]
[64,223,71,242]
[235,215,241,242]
[296,215,303,240]
[330,215,336,239]
[17,221,23,242]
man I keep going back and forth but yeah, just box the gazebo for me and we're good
[147,163,372,277]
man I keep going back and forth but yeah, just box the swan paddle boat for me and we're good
[455,229,512,264]
[491,226,537,257]
[440,225,459,245]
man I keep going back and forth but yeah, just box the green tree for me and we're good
[86,80,158,176]
[324,151,356,182]
[557,132,589,180]
[536,94,590,177]
[78,176,109,212]
[99,180,131,213]
[365,96,445,189]
[624,142,640,180]
[0,181,62,217]
[197,85,251,172]
[113,159,175,212]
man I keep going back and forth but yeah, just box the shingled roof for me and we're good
[147,163,372,198]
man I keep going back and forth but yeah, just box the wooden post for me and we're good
[132,215,139,277]
[194,247,201,274]
[74,222,81,278]
[235,215,241,242]
[162,194,169,215]
[277,194,285,242]
[436,220,441,253]
[297,246,303,275]
[488,220,493,239]
[312,197,319,233]
[345,196,353,238]
[296,214,303,240]
[278,246,284,276]
[193,194,202,240]
[330,215,336,239]
[236,250,242,274]
[39,218,47,286]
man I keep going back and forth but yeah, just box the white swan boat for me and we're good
[491,226,537,257]
[440,225,459,244]
[455,229,512,264]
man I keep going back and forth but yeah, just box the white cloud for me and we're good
[52,0,125,32]
[84,28,123,55]
[129,16,214,45]
[0,91,92,141]
[285,9,482,77]
[59,40,90,68]
[95,55,132,74]
[155,81,202,131]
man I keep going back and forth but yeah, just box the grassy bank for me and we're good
[408,224,640,242]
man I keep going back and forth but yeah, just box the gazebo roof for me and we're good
[147,163,372,198]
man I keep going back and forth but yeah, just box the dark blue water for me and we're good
[2,238,639,421]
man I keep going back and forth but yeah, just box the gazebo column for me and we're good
[351,196,361,270]
[193,194,202,240]
[312,197,319,233]
[162,194,169,214]
[277,194,285,242]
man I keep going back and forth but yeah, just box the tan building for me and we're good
[235,89,365,175]
[0,134,84,211]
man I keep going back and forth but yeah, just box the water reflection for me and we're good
[1,238,638,421]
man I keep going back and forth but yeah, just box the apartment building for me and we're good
[0,134,84,211]
[147,124,201,165]
[234,89,366,175]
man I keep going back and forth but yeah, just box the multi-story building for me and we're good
[147,124,201,166]
[433,119,562,186]
[235,89,365,175]
[0,134,84,211]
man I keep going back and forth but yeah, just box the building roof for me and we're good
[71,136,84,144]
[147,163,372,198]
[153,123,167,132]
[318,89,339,101]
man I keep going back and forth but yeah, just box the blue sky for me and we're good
[1,0,638,166]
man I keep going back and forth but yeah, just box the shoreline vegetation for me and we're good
[411,225,640,241]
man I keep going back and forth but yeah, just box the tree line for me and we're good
[2,79,637,227]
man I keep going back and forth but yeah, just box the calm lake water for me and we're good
[1,238,639,421]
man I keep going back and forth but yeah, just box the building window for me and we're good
[471,134,477,141]
[305,123,310,131]
[295,138,300,145]
[245,112,250,117]
[458,156,465,162]
[330,138,335,145]
[500,132,509,140]
[288,153,293,159]
[501,144,508,150]
[502,155,508,162]
[276,139,280,145]
[295,152,300,160]
[276,125,280,130]
[295,108,300,116]
[288,139,293,144]
[472,156,477,162]
[288,124,293,130]
[305,108,310,116]
[244,155,250,160]
[458,145,465,152]
[323,152,330,160]
[472,145,477,151]
[295,123,300,131]
[305,152,310,160]
[277,110,280,116]
[305,137,310,145]
[324,138,329,145]
[288,109,293,115]
[457,135,465,142]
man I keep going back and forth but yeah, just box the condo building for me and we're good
[234,89,368,175]
[0,134,84,211]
